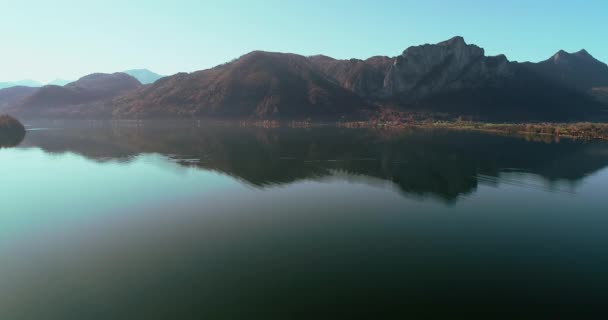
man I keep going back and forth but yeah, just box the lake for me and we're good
[1,120,608,318]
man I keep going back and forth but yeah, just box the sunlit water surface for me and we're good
[1,120,608,318]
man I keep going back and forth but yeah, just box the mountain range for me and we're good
[2,37,608,121]
[110,52,368,119]
[0,69,165,114]
[10,73,141,117]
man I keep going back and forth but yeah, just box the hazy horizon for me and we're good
[2,0,607,82]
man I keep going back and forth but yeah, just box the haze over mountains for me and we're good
[11,73,142,117]
[0,69,163,90]
[2,37,608,121]
[0,80,43,90]
[0,79,70,89]
[0,69,164,114]
[123,69,164,84]
[47,79,71,86]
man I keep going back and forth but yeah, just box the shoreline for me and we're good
[19,117,608,141]
[336,120,608,141]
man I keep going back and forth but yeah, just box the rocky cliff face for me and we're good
[383,36,512,99]
[307,37,605,121]
[310,37,512,101]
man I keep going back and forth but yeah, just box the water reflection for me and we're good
[20,120,608,201]
[4,120,608,318]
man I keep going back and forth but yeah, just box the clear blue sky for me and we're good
[2,0,607,82]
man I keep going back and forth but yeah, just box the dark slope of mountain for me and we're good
[592,87,608,105]
[0,86,39,111]
[12,73,141,117]
[123,69,164,84]
[524,49,608,92]
[409,60,604,121]
[308,55,393,97]
[0,80,43,89]
[110,51,369,119]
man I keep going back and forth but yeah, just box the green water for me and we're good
[1,120,608,318]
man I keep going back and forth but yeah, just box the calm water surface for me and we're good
[1,120,608,318]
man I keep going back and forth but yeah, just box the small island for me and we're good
[0,115,26,147]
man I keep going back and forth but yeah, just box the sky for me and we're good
[2,0,607,83]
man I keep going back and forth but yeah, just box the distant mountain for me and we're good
[1,71,159,90]
[110,52,368,119]
[47,79,71,86]
[0,80,43,90]
[0,86,39,111]
[123,69,164,84]
[0,79,71,89]
[11,72,141,117]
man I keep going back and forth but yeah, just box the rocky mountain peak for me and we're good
[384,37,502,97]
[551,49,598,64]
[437,36,466,47]
[400,36,484,59]
[573,49,598,62]
[575,49,591,57]
[551,50,575,64]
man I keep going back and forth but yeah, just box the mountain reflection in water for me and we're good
[19,120,608,202]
